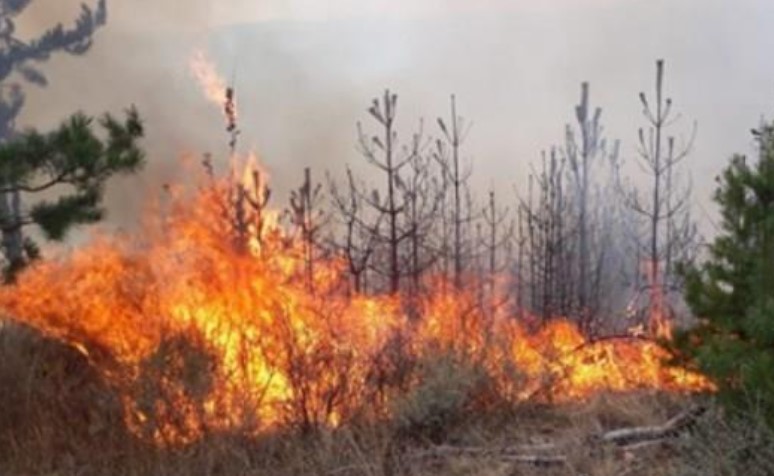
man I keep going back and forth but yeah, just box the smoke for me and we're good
[9,0,774,236]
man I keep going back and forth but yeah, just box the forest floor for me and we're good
[1,324,772,476]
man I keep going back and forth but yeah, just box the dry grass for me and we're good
[1,323,772,476]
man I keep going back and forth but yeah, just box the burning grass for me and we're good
[0,329,762,476]
[0,41,751,476]
[0,143,725,474]
[0,162,713,446]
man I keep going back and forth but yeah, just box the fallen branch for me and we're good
[499,454,568,466]
[409,444,567,467]
[408,406,705,468]
[599,405,706,446]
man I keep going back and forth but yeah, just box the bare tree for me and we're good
[434,95,475,289]
[288,167,325,293]
[519,150,571,322]
[619,59,697,336]
[479,189,513,314]
[563,82,620,332]
[354,90,422,294]
[396,149,444,298]
[329,168,383,295]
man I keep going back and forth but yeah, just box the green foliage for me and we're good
[0,108,143,271]
[0,0,114,279]
[673,121,774,423]
[0,0,107,139]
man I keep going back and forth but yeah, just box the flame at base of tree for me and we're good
[0,162,712,444]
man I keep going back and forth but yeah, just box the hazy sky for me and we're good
[14,0,774,233]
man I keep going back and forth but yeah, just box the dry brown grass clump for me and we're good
[0,323,130,474]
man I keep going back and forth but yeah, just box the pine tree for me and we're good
[673,121,774,421]
[0,108,144,278]
[0,0,108,277]
[0,0,107,138]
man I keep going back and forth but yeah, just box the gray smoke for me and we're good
[12,0,774,235]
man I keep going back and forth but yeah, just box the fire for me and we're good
[189,49,238,137]
[0,157,713,444]
[189,50,230,111]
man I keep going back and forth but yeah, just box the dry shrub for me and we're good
[129,332,218,443]
[391,352,497,443]
[364,330,420,412]
[6,321,774,476]
[0,323,128,473]
[282,341,358,432]
[261,307,365,433]
[665,404,774,476]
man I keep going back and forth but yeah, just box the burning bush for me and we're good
[129,332,219,443]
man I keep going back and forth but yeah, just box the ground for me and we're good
[1,323,772,476]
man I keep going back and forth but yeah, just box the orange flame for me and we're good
[189,50,229,108]
[0,161,713,444]
[189,50,238,133]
